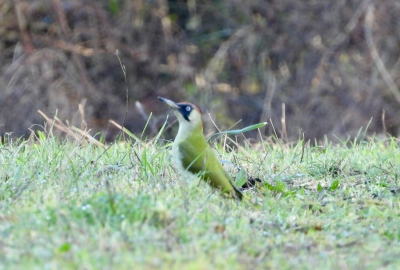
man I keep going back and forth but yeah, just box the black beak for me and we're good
[158,96,180,110]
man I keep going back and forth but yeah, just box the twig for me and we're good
[207,113,222,134]
[314,0,370,86]
[364,4,400,103]
[281,103,288,143]
[114,50,129,140]
[92,50,130,163]
[78,99,88,130]
[382,109,386,134]
[259,72,276,135]
[201,25,253,104]
[269,119,284,148]
[300,132,307,163]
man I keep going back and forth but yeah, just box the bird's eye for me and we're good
[186,106,191,112]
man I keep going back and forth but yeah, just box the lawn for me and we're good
[1,131,400,269]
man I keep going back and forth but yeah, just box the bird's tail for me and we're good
[232,185,243,200]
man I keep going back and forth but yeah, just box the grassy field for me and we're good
[1,130,400,269]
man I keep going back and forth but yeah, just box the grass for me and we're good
[1,130,400,269]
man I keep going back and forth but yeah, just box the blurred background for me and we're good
[1,0,399,143]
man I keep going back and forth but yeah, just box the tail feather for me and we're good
[233,186,243,200]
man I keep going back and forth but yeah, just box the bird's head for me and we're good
[158,96,203,131]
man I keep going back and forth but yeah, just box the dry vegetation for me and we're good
[1,0,400,141]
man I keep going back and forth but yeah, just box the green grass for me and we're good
[1,133,400,269]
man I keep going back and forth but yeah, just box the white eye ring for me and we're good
[186,106,191,111]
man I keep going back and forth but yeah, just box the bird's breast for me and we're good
[172,141,196,180]
[172,142,184,171]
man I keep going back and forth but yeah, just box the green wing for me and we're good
[178,140,243,200]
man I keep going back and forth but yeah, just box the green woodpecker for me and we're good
[158,97,243,200]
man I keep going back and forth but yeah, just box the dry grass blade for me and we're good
[70,127,105,148]
[38,110,104,147]
[109,120,145,146]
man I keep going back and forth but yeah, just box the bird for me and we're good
[158,96,243,200]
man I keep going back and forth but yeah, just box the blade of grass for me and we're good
[207,122,267,142]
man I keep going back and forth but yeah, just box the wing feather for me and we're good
[178,140,243,199]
